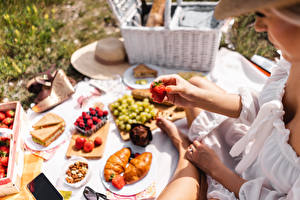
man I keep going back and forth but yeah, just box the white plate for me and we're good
[123,64,162,89]
[100,145,157,196]
[24,115,69,151]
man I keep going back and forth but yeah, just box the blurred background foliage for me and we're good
[0,0,278,109]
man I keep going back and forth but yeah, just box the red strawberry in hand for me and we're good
[2,118,13,125]
[150,81,167,103]
[111,175,125,190]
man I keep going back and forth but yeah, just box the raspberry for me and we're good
[87,119,93,127]
[98,110,103,117]
[97,119,102,124]
[103,110,108,116]
[89,107,94,112]
[90,110,96,116]
[92,117,98,122]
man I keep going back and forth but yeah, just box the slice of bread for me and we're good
[32,113,64,129]
[133,64,157,78]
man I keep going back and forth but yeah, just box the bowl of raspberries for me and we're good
[74,107,108,136]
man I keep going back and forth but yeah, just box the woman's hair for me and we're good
[273,3,300,26]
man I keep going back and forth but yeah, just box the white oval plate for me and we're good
[100,145,157,196]
[122,64,162,89]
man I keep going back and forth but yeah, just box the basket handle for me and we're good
[164,0,182,29]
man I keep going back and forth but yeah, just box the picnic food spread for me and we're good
[30,113,65,147]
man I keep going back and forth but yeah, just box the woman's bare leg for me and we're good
[156,118,207,200]
[185,76,226,127]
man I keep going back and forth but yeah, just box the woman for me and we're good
[156,0,300,199]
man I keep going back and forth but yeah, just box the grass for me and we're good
[0,0,278,110]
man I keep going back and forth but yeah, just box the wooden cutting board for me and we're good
[109,103,185,141]
[66,122,110,159]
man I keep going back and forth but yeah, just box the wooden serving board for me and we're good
[109,103,185,141]
[66,122,110,159]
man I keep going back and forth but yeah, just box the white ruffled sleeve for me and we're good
[239,178,289,200]
[188,110,227,141]
[238,87,260,126]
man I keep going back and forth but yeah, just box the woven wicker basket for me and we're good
[107,0,223,72]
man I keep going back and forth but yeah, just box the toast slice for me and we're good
[32,113,64,129]
[133,64,157,78]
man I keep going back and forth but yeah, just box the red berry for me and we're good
[0,157,8,167]
[134,153,140,158]
[9,124,13,129]
[85,115,91,119]
[5,110,14,118]
[92,117,98,122]
[2,118,13,125]
[91,125,96,130]
[0,112,5,121]
[82,112,87,117]
[0,124,8,128]
[83,141,94,153]
[89,108,94,112]
[111,175,125,190]
[150,81,166,103]
[97,119,102,124]
[75,136,86,149]
[0,146,9,155]
[79,116,83,120]
[103,110,108,116]
[90,110,96,116]
[94,137,102,146]
[79,122,85,128]
[74,122,78,126]
[98,110,103,117]
[95,107,101,112]
[87,119,93,127]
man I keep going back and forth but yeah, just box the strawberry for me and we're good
[150,81,166,103]
[0,157,8,167]
[9,124,13,130]
[134,153,140,158]
[0,166,6,178]
[75,136,86,150]
[5,110,14,118]
[2,118,13,125]
[0,124,8,129]
[94,137,102,146]
[111,175,125,190]
[0,146,9,155]
[0,112,5,121]
[83,141,94,153]
[103,110,108,116]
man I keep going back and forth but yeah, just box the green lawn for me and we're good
[0,0,277,110]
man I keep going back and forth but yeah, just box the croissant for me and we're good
[104,148,131,182]
[124,152,152,184]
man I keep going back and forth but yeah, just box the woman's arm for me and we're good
[156,74,242,118]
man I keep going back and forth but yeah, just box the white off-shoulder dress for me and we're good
[188,59,300,199]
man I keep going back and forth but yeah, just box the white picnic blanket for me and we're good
[25,48,267,199]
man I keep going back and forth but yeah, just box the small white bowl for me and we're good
[63,156,91,188]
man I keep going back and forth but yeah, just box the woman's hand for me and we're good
[186,140,223,177]
[155,74,200,107]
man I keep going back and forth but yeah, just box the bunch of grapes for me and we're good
[110,95,157,131]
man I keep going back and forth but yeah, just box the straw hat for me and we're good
[71,37,130,79]
[214,0,300,20]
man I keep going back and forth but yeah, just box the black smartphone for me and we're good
[27,173,63,200]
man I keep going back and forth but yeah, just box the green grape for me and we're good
[150,104,155,109]
[136,115,141,121]
[124,116,129,122]
[130,112,137,118]
[120,124,125,130]
[138,106,144,112]
[140,112,147,118]
[136,101,142,106]
[141,116,147,123]
[146,113,152,120]
[126,124,131,131]
[144,108,150,113]
[115,119,120,125]
[113,110,119,116]
[132,119,137,124]
[128,119,133,124]
[143,98,149,103]
[150,110,157,117]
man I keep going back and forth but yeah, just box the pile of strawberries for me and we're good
[0,136,10,179]
[74,107,108,135]
[74,136,102,153]
[0,110,15,129]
